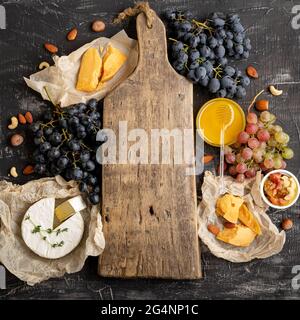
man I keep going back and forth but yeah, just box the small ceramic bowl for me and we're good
[260,169,300,210]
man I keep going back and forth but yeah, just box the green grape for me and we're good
[282,147,294,160]
[273,125,283,133]
[275,132,290,144]
[273,155,283,169]
[260,111,271,123]
[269,113,276,124]
[264,152,273,160]
[267,138,277,147]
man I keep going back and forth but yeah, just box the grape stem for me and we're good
[247,89,264,114]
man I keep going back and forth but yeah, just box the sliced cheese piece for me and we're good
[216,194,244,223]
[100,45,127,82]
[76,47,102,92]
[21,198,84,259]
[238,204,262,235]
[55,195,87,223]
[217,225,256,247]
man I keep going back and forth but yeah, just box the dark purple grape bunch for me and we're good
[164,10,252,99]
[31,98,107,205]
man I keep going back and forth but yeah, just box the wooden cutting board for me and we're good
[99,11,201,279]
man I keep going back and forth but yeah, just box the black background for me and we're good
[0,0,300,299]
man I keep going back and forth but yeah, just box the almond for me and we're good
[67,28,78,41]
[44,43,58,54]
[281,218,293,231]
[18,113,27,124]
[23,165,34,175]
[92,20,106,32]
[246,65,258,79]
[203,154,214,164]
[207,224,220,236]
[25,111,33,124]
[256,99,269,111]
[224,222,236,229]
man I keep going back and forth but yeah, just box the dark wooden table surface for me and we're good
[0,0,300,300]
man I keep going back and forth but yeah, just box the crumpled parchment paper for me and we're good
[198,171,286,262]
[24,30,138,107]
[0,176,105,286]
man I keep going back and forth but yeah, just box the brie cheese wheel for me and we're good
[21,198,84,259]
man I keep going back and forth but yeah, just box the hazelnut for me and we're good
[281,218,293,231]
[92,20,105,32]
[11,134,24,147]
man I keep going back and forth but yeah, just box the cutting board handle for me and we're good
[135,11,170,71]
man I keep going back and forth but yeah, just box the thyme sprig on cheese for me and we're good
[25,215,68,248]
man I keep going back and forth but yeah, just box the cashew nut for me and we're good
[39,61,50,70]
[8,116,18,130]
[10,167,18,178]
[269,85,283,96]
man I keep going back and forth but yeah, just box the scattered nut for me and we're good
[281,218,293,231]
[8,116,18,130]
[44,43,58,54]
[203,154,214,164]
[92,20,106,32]
[269,85,283,96]
[207,224,220,236]
[256,100,269,111]
[67,28,78,41]
[39,61,50,70]
[10,134,24,147]
[23,165,34,175]
[10,166,18,178]
[246,65,258,79]
[18,113,27,124]
[224,222,236,229]
[25,111,33,124]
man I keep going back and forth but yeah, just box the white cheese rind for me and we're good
[21,198,84,259]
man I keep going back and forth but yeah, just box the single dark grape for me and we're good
[35,129,43,138]
[87,175,98,186]
[220,76,235,88]
[34,163,46,175]
[85,160,96,172]
[58,118,68,129]
[79,181,88,193]
[80,150,90,163]
[187,69,199,83]
[88,98,98,110]
[57,156,69,169]
[89,192,100,205]
[30,122,41,133]
[189,49,200,62]
[235,85,246,98]
[198,33,207,44]
[68,139,81,152]
[49,132,62,146]
[208,78,221,93]
[199,45,211,58]
[224,66,235,77]
[217,88,227,97]
[71,167,83,181]
[44,127,53,136]
[239,76,250,86]
[208,37,218,49]
[195,66,206,80]
[215,45,225,58]
[40,142,51,153]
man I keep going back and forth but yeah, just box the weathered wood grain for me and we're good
[99,12,201,279]
[0,0,300,300]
